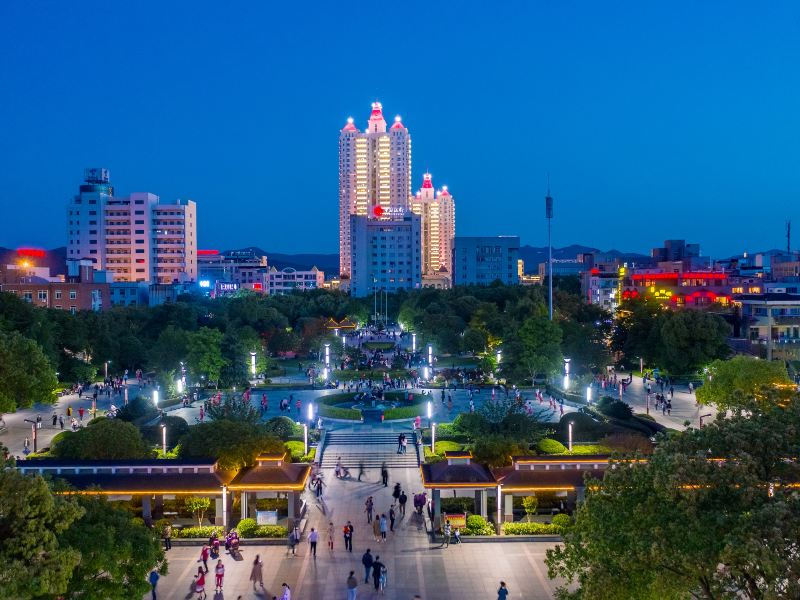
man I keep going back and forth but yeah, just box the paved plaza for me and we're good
[145,464,564,600]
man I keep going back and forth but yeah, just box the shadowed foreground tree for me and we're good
[546,394,800,600]
[697,355,795,413]
[0,330,58,412]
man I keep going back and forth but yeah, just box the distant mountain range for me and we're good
[518,244,650,270]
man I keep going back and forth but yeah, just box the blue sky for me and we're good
[1,1,799,257]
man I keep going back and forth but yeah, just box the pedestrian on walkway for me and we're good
[200,544,210,572]
[381,462,388,487]
[497,581,509,599]
[372,514,381,541]
[281,582,291,600]
[441,520,452,548]
[379,514,388,540]
[59,415,64,430]
[162,523,172,551]
[346,570,358,600]
[308,527,318,558]
[365,496,374,523]
[358,460,365,481]
[249,555,264,590]
[344,521,354,552]
[214,560,224,591]
[327,522,335,553]
[193,567,207,599]
[361,548,374,583]
[287,528,298,556]
[372,556,385,591]
[78,406,84,421]
[389,506,396,531]
[392,483,401,503]
[51,413,57,427]
[399,490,407,516]
[148,569,159,600]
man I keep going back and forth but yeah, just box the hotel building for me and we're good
[411,172,455,284]
[66,169,197,284]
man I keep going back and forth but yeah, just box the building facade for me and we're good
[452,236,520,286]
[267,267,325,295]
[739,292,800,361]
[67,169,197,284]
[349,213,422,297]
[198,249,269,292]
[339,103,412,278]
[1,259,110,313]
[411,173,455,283]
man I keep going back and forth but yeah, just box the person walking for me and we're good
[398,490,407,516]
[280,582,292,600]
[361,548,374,583]
[442,520,452,548]
[365,496,374,523]
[358,460,365,481]
[214,560,225,591]
[344,521,354,552]
[287,528,298,556]
[148,569,159,600]
[327,521,335,553]
[389,506,396,532]
[249,555,264,591]
[193,567,207,599]
[200,544,210,573]
[346,570,358,600]
[162,523,172,551]
[308,527,318,558]
[497,581,509,599]
[78,406,85,422]
[371,556,385,591]
[392,483,401,503]
[59,415,64,430]
[379,514,388,540]
[372,514,381,542]
[381,462,388,487]
[51,413,57,427]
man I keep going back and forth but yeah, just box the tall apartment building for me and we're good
[411,172,455,281]
[452,236,520,286]
[349,212,422,297]
[339,102,412,278]
[66,169,197,284]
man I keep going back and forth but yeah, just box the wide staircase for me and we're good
[320,430,420,469]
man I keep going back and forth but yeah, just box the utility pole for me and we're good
[545,178,554,321]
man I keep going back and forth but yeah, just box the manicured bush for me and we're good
[434,440,464,454]
[254,498,288,512]
[249,524,288,538]
[423,447,445,463]
[301,447,317,463]
[537,438,568,454]
[502,522,563,535]
[264,416,297,440]
[236,518,258,537]
[173,526,223,538]
[318,405,362,420]
[464,514,494,535]
[566,444,613,455]
[551,513,573,529]
[285,441,306,462]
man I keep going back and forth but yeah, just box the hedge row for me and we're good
[235,518,288,538]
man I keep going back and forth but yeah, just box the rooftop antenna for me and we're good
[545,174,554,321]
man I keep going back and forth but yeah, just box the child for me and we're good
[453,527,462,544]
[214,560,225,591]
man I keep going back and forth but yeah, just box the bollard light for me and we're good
[153,390,159,406]
[586,386,592,403]
[412,333,417,353]
[325,343,330,368]
[428,344,433,367]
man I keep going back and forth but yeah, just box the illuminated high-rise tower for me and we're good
[411,172,456,280]
[339,102,412,278]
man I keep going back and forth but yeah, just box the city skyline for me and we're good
[2,2,800,257]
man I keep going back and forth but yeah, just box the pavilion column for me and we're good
[288,492,298,522]
[503,493,514,522]
[240,492,249,521]
[432,488,442,530]
[475,489,487,519]
[141,496,152,526]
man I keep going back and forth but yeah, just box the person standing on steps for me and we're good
[361,548,374,583]
[346,570,358,600]
[381,462,389,487]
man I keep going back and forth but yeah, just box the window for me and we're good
[70,307,77,315]
[135,220,144,225]
[89,211,97,215]
[134,200,144,204]
[69,290,77,300]
[89,240,97,244]
[135,210,144,215]
[55,290,62,299]
[135,249,144,254]
[89,250,97,254]
[89,220,96,225]
[37,290,47,301]
[54,305,62,310]
[89,230,97,234]
[135,229,144,234]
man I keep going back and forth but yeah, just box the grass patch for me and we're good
[318,405,362,420]
[319,393,358,406]
[384,404,425,420]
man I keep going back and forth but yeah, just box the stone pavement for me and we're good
[145,460,564,599]
[612,375,717,429]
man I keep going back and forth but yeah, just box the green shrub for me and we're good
[254,498,288,512]
[537,438,568,454]
[301,447,317,463]
[440,497,474,513]
[384,405,424,420]
[236,518,257,537]
[453,412,489,438]
[264,416,298,440]
[464,514,494,535]
[116,396,156,422]
[285,441,306,462]
[551,513,573,529]
[173,526,223,538]
[565,444,612,455]
[319,393,357,406]
[600,399,633,420]
[154,518,172,536]
[423,447,445,463]
[435,440,463,454]
[249,525,287,538]
[318,405,362,420]
[502,522,562,535]
[472,436,530,467]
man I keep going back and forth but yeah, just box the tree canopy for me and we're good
[0,330,57,412]
[50,419,151,460]
[696,355,795,412]
[546,397,800,600]
[178,420,285,470]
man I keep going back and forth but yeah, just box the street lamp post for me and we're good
[161,424,167,456]
[250,352,257,378]
[563,358,571,390]
[568,421,574,452]
[297,421,309,455]
[24,419,37,453]
[124,386,129,406]
[699,413,712,428]
[427,400,432,427]
[639,357,644,375]
[104,360,110,379]
[431,422,436,453]
[586,385,592,404]
[153,389,159,407]
[412,333,417,353]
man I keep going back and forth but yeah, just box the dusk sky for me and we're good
[1,1,799,258]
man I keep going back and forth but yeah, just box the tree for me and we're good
[178,420,285,470]
[205,395,261,423]
[522,496,539,522]
[610,297,664,367]
[58,495,165,599]
[186,327,228,387]
[185,496,212,527]
[0,469,83,598]
[516,313,562,384]
[546,397,800,600]
[697,356,794,413]
[50,419,150,460]
[0,330,58,412]
[657,310,730,375]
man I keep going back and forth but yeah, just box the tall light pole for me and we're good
[250,351,257,377]
[546,180,554,321]
[412,333,417,353]
[153,389,159,407]
[431,422,436,453]
[568,421,574,452]
[428,344,433,368]
[427,400,432,427]
[161,424,167,456]
[586,385,592,404]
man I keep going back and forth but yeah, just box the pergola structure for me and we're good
[18,453,310,530]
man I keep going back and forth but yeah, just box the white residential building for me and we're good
[66,169,197,284]
[267,266,324,295]
[411,172,455,282]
